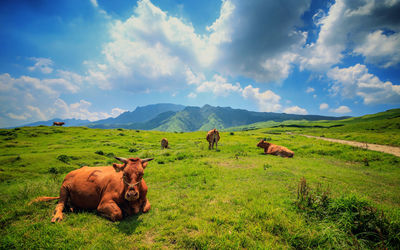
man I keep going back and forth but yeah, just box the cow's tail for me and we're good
[29,196,60,205]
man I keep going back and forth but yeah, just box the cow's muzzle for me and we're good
[125,191,139,201]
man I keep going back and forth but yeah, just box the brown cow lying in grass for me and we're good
[257,139,294,158]
[161,138,169,149]
[207,128,220,150]
[30,157,153,222]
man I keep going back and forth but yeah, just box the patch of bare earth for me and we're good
[301,135,400,157]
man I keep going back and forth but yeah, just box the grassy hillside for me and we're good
[226,109,400,146]
[1,126,399,249]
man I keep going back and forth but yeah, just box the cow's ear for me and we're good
[141,158,154,169]
[113,163,126,172]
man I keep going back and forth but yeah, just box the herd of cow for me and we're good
[31,128,294,222]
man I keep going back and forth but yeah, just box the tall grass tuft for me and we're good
[295,178,400,248]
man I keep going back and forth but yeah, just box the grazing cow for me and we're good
[53,122,65,126]
[207,128,220,150]
[161,138,169,149]
[257,139,294,158]
[30,157,153,222]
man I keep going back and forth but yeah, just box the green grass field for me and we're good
[1,125,399,249]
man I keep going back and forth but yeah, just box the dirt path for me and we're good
[300,134,400,157]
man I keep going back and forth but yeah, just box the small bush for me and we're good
[118,133,125,136]
[57,155,70,164]
[95,150,104,155]
[106,152,115,158]
[0,131,14,136]
[263,164,272,170]
[136,130,140,133]
[230,132,234,135]
[129,148,138,153]
[117,128,123,131]
[157,160,165,165]
[48,167,58,174]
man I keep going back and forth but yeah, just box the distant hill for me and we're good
[88,104,349,132]
[15,103,352,132]
[89,103,185,126]
[19,118,90,127]
[226,109,400,132]
[224,108,400,146]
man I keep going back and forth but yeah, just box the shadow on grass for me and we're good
[115,214,142,235]
[64,206,142,235]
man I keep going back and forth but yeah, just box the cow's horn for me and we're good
[142,158,154,163]
[114,157,128,163]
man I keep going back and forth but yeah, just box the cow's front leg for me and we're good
[97,200,123,221]
[142,198,151,213]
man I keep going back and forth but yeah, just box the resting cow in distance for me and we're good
[53,122,65,126]
[161,138,169,149]
[30,157,153,222]
[257,139,294,158]
[207,128,220,150]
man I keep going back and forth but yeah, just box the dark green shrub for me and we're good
[48,167,58,174]
[106,152,115,158]
[0,131,14,136]
[95,150,104,155]
[57,155,70,164]
[129,148,138,153]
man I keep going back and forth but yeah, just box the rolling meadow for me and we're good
[1,116,400,249]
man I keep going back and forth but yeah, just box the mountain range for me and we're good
[19,103,349,132]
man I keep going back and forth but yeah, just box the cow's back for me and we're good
[63,166,123,209]
[267,144,293,157]
[207,130,220,142]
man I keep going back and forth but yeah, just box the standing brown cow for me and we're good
[206,128,220,150]
[30,157,153,222]
[257,139,294,158]
[161,138,169,149]
[53,122,65,126]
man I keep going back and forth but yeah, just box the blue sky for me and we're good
[1,0,399,127]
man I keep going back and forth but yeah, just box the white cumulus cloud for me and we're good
[301,0,400,70]
[327,64,400,104]
[242,85,282,112]
[320,103,329,110]
[283,106,308,115]
[28,57,54,74]
[0,72,124,127]
[195,74,242,97]
[306,87,315,93]
[331,105,351,114]
[354,30,400,68]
